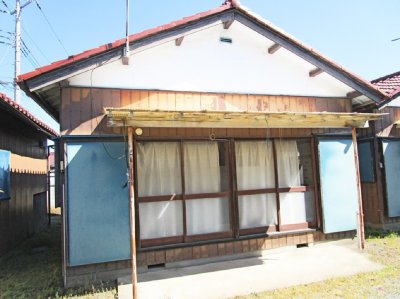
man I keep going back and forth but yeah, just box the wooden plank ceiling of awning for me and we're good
[104,108,385,129]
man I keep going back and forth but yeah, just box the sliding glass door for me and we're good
[137,138,317,247]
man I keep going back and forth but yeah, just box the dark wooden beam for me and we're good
[175,36,184,46]
[223,19,234,29]
[268,43,281,54]
[347,90,362,99]
[309,68,324,77]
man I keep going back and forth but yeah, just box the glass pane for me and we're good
[186,198,230,235]
[305,191,315,222]
[139,201,183,239]
[235,141,275,190]
[276,140,301,187]
[297,140,314,186]
[239,194,277,229]
[358,142,375,182]
[137,142,182,197]
[184,142,226,194]
[279,192,307,225]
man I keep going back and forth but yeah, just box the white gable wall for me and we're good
[68,21,353,98]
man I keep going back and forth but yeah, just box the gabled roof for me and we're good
[372,71,400,99]
[0,92,59,137]
[17,0,388,120]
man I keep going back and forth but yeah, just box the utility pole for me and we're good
[10,0,33,103]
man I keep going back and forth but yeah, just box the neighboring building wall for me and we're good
[0,110,48,256]
[358,107,400,228]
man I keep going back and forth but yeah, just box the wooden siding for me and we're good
[358,108,400,227]
[0,110,48,256]
[60,87,352,136]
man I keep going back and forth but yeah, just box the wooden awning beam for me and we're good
[268,43,281,54]
[104,108,386,129]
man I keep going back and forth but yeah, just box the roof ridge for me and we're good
[0,92,59,137]
[223,0,241,8]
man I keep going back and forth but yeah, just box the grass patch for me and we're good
[2,220,400,298]
[234,229,400,299]
[0,217,117,299]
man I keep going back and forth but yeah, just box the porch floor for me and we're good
[118,239,381,299]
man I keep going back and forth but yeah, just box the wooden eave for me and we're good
[104,108,385,129]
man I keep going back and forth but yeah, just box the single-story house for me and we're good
[0,92,58,256]
[18,0,388,287]
[358,71,400,228]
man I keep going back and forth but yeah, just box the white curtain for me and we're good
[139,201,183,239]
[276,140,301,187]
[279,192,307,225]
[137,142,183,239]
[235,141,277,228]
[275,140,307,225]
[236,141,275,190]
[184,142,229,235]
[137,142,181,196]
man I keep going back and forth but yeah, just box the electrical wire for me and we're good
[21,38,41,67]
[21,46,39,69]
[34,0,69,56]
[21,25,50,63]
[1,0,10,12]
[89,65,127,161]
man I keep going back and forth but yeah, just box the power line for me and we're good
[34,0,69,56]
[1,0,10,12]
[0,29,13,35]
[21,37,41,67]
[21,25,50,63]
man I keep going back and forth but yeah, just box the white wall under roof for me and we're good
[68,20,353,98]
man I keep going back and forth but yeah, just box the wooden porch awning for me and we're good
[104,108,385,129]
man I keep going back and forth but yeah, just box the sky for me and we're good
[0,0,399,131]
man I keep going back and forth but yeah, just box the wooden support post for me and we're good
[128,127,138,298]
[352,128,365,249]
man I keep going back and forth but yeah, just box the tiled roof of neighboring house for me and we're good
[0,92,59,137]
[371,71,400,99]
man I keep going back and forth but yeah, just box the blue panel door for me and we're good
[67,141,130,266]
[318,139,359,233]
[382,140,400,217]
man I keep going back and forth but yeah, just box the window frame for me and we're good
[233,138,317,235]
[134,137,319,249]
[135,139,234,247]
